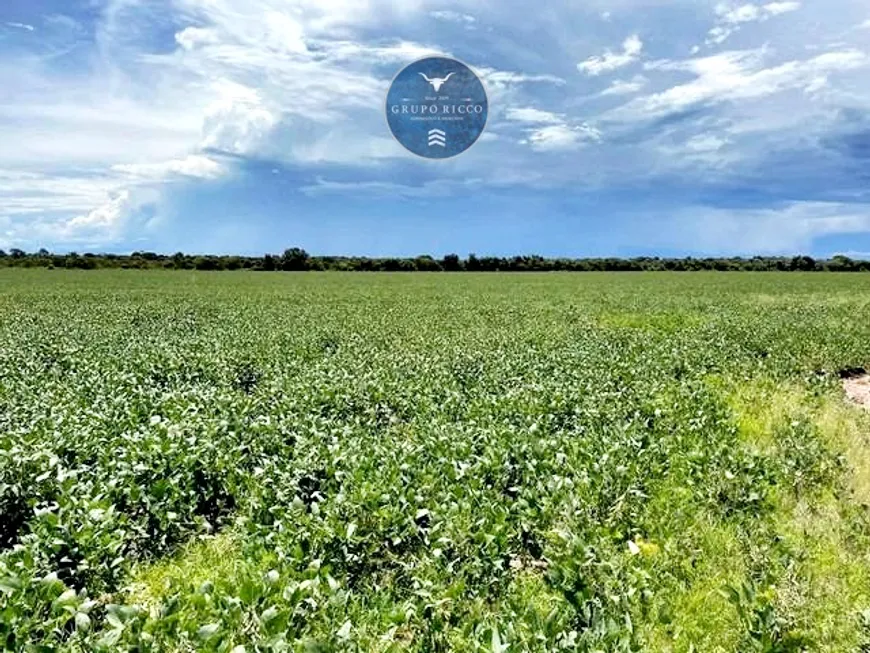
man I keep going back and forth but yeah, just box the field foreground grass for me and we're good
[2,270,870,651]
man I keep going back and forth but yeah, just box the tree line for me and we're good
[0,248,868,272]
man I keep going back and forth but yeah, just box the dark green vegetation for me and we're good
[2,248,869,272]
[2,270,870,652]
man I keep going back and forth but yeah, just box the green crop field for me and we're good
[3,269,870,652]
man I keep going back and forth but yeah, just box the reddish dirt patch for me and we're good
[843,374,870,410]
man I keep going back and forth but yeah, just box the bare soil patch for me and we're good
[843,371,870,410]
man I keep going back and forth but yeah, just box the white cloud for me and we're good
[621,48,868,120]
[526,124,601,151]
[5,22,34,32]
[430,11,476,25]
[803,75,827,95]
[199,81,278,155]
[0,83,205,169]
[476,69,567,118]
[113,155,225,180]
[600,75,648,96]
[718,4,761,24]
[300,177,473,198]
[505,106,601,153]
[299,168,551,198]
[66,191,132,232]
[480,70,566,87]
[685,134,729,152]
[663,201,870,254]
[0,171,122,217]
[706,26,731,45]
[175,27,220,51]
[657,133,736,168]
[0,186,160,250]
[706,2,801,45]
[505,107,564,124]
[764,2,801,17]
[312,39,437,64]
[578,34,643,76]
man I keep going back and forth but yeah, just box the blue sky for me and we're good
[2,0,870,257]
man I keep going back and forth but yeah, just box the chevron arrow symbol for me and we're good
[428,129,447,147]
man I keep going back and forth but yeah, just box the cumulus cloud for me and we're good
[199,82,278,156]
[66,191,132,232]
[578,35,643,76]
[0,188,157,250]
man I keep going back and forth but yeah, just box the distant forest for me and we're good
[1,248,869,272]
